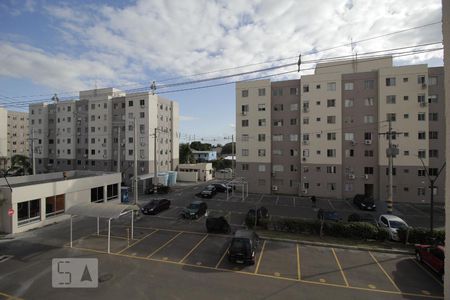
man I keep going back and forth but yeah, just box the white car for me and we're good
[378,214,409,241]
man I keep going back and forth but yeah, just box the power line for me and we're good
[0,20,442,101]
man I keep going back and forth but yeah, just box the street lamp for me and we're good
[417,156,446,233]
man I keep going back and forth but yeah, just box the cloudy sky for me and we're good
[0,0,443,144]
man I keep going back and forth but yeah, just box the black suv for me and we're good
[200,185,217,198]
[211,183,232,193]
[141,199,171,215]
[180,201,208,219]
[353,194,376,211]
[206,213,231,233]
[228,230,259,265]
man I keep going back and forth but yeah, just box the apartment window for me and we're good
[91,127,95,133]
[327,116,336,124]
[128,100,133,107]
[417,187,426,196]
[241,90,248,97]
[139,99,145,106]
[364,97,374,106]
[364,150,374,157]
[258,149,266,157]
[364,132,372,140]
[273,135,283,141]
[290,118,297,125]
[316,101,321,106]
[418,131,426,140]
[327,99,336,107]
[242,164,249,171]
[17,199,41,226]
[403,114,409,119]
[327,82,336,91]
[386,95,396,104]
[258,179,266,186]
[302,101,309,112]
[386,113,396,122]
[417,75,426,84]
[240,105,249,115]
[418,150,426,158]
[403,77,409,82]
[429,149,439,158]
[428,95,438,103]
[273,120,283,127]
[364,115,374,123]
[344,133,354,141]
[303,133,309,142]
[363,167,374,175]
[273,165,284,172]
[258,119,266,126]
[386,168,397,175]
[344,82,354,90]
[258,134,266,142]
[128,137,133,143]
[290,87,299,95]
[91,104,95,110]
[303,84,309,92]
[273,149,282,155]
[258,165,266,172]
[327,166,336,174]
[428,76,437,86]
[386,77,396,86]
[140,125,145,134]
[429,168,439,176]
[289,134,298,142]
[303,117,309,125]
[429,131,438,139]
[91,149,95,155]
[258,88,266,96]
[327,149,336,157]
[140,112,145,118]
[344,99,354,107]
[273,104,283,111]
[241,134,249,142]
[404,151,410,156]
[241,149,249,156]
[242,120,249,127]
[327,132,336,140]
[429,113,438,121]
[364,80,375,89]
[291,149,299,156]
[345,149,354,157]
[327,183,336,191]
[418,113,425,121]
[272,88,283,96]
[290,103,298,111]
[258,104,266,111]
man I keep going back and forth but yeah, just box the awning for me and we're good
[66,202,138,219]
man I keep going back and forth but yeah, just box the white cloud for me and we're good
[0,0,443,91]
[180,115,198,121]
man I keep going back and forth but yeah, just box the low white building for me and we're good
[0,170,121,234]
[177,163,213,182]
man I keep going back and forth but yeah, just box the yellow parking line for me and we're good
[296,244,301,280]
[411,258,444,287]
[368,251,401,292]
[0,291,23,300]
[215,245,230,269]
[146,232,183,258]
[117,230,159,254]
[179,234,209,263]
[94,233,137,241]
[68,245,444,299]
[331,248,349,287]
[254,240,267,274]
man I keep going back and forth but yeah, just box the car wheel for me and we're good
[415,251,422,262]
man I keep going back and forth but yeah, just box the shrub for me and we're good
[376,227,391,241]
[397,227,445,244]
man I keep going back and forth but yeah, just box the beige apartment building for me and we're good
[29,88,179,186]
[236,56,445,204]
[0,108,29,171]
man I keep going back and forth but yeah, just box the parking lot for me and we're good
[67,220,444,299]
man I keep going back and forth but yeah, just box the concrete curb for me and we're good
[257,233,414,255]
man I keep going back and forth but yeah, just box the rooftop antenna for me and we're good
[150,81,157,95]
[350,37,358,72]
[51,93,59,103]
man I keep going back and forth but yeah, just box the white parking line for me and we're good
[293,197,296,207]
[259,194,264,203]
[275,196,279,205]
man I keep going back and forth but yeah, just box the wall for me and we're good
[0,108,7,160]
[177,171,198,182]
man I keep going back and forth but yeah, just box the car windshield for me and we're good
[389,220,406,228]
[231,239,250,252]
[188,203,199,209]
[325,212,338,218]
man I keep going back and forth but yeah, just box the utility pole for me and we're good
[418,158,446,233]
[379,119,401,214]
[153,127,158,193]
[117,126,121,173]
[31,129,36,175]
[231,134,235,179]
[133,118,138,206]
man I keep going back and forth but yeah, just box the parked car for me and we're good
[206,213,231,233]
[353,194,376,211]
[415,244,445,282]
[245,207,269,226]
[200,185,217,198]
[211,183,232,193]
[228,229,259,265]
[180,201,208,219]
[317,209,342,222]
[140,198,171,215]
[378,214,409,241]
[347,213,378,226]
[145,184,171,195]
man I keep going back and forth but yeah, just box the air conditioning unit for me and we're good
[348,174,355,180]
[140,155,144,159]
[103,155,107,158]
[302,140,309,145]
[140,142,145,146]
[364,140,372,145]
[302,157,306,161]
[421,83,427,89]
[83,154,88,158]
[102,143,106,147]
[302,107,309,113]
[241,111,247,116]
[140,105,145,108]
[364,174,369,180]
[272,185,278,191]
[77,132,81,136]
[351,140,356,146]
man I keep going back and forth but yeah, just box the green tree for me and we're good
[221,142,235,155]
[7,155,32,176]
[179,143,194,164]
[190,141,212,151]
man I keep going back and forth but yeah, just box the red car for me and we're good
[415,244,445,282]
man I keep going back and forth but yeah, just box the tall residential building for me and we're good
[236,56,445,203]
[0,108,29,171]
[29,88,179,185]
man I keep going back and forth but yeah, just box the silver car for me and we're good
[378,214,409,241]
